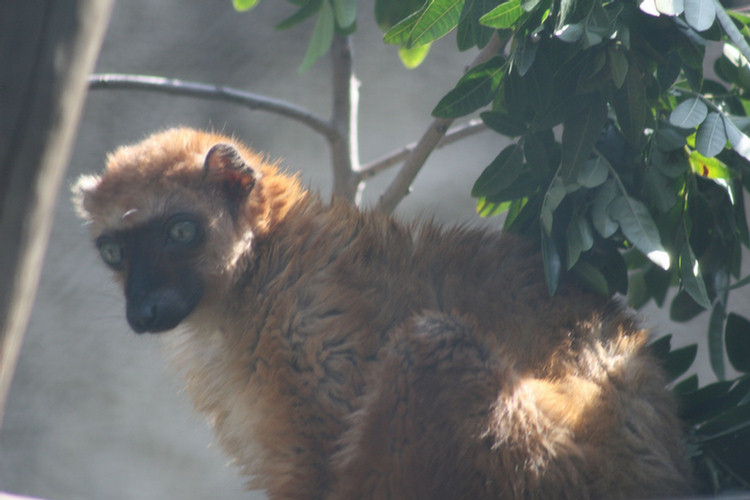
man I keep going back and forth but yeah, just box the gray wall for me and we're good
[1,2,745,500]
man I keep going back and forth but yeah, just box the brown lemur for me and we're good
[73,128,691,500]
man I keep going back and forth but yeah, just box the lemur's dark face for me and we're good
[95,213,206,333]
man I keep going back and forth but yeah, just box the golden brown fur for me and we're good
[74,128,691,499]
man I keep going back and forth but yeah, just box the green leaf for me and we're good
[612,67,648,146]
[721,115,750,162]
[628,270,649,309]
[688,149,731,180]
[384,0,465,48]
[576,156,609,188]
[542,229,562,295]
[572,260,610,296]
[566,212,594,269]
[679,241,712,309]
[456,0,495,50]
[504,70,529,116]
[670,289,705,322]
[696,403,750,438]
[709,302,727,380]
[540,175,566,234]
[608,46,629,89]
[479,172,539,205]
[471,143,525,197]
[530,91,582,131]
[591,178,619,237]
[581,1,614,49]
[513,35,538,77]
[695,112,727,158]
[332,0,356,28]
[684,0,716,32]
[644,166,679,212]
[672,374,699,394]
[657,53,682,90]
[726,313,750,373]
[523,131,555,176]
[398,43,431,68]
[655,124,689,152]
[645,265,670,306]
[561,97,608,183]
[375,0,426,30]
[555,22,585,43]
[524,56,554,114]
[679,379,735,423]
[683,65,703,92]
[479,0,524,28]
[277,0,323,30]
[233,0,261,11]
[655,0,684,15]
[557,0,586,30]
[476,196,510,217]
[299,1,335,73]
[650,334,673,362]
[670,97,708,128]
[481,111,527,137]
[433,56,505,118]
[664,344,698,384]
[609,195,671,270]
[503,196,534,232]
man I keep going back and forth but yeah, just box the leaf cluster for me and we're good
[653,313,750,493]
[235,0,359,72]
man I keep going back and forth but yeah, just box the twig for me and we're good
[328,34,361,201]
[88,73,337,139]
[357,118,488,181]
[375,33,505,213]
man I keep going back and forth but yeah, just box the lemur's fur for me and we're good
[74,128,691,500]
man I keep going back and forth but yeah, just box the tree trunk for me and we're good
[0,0,113,428]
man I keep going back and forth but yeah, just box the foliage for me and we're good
[236,0,750,493]
[654,317,750,493]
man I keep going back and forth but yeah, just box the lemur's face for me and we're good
[93,212,206,333]
[73,130,258,333]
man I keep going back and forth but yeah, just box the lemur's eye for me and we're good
[97,239,124,267]
[167,219,198,244]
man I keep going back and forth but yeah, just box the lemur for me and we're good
[73,128,691,500]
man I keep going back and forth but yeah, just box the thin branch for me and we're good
[357,118,488,181]
[328,34,360,201]
[88,73,337,138]
[376,33,506,213]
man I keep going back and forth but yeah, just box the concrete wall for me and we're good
[1,2,744,499]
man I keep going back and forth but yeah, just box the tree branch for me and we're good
[375,34,505,213]
[328,34,361,201]
[88,73,337,138]
[357,118,488,181]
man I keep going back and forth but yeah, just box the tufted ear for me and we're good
[203,143,256,202]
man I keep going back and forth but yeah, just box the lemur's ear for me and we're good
[203,143,256,201]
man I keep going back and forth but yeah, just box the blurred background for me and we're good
[0,1,739,499]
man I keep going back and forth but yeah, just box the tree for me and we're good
[89,0,750,494]
[0,0,112,429]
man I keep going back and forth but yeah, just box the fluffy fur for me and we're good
[74,128,691,500]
